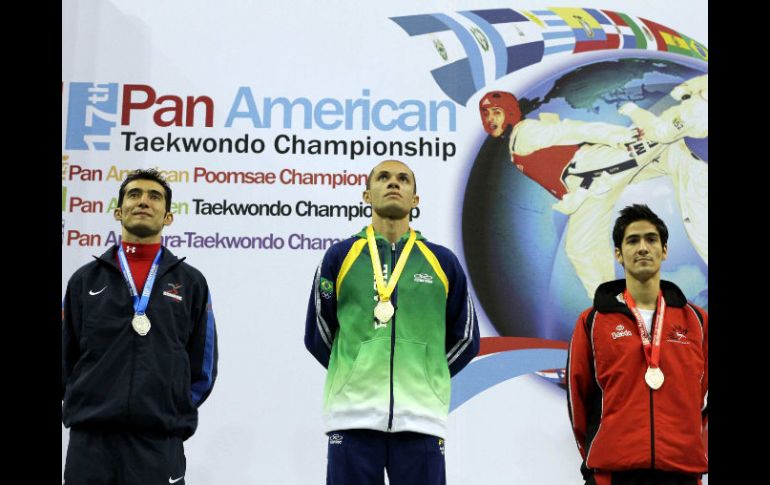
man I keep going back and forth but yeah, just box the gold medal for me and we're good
[365,225,416,326]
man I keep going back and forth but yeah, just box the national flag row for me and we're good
[391,7,708,105]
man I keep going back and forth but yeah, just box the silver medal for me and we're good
[132,313,151,336]
[644,366,664,390]
[374,300,395,323]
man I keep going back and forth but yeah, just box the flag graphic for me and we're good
[546,7,618,53]
[461,9,545,79]
[601,10,640,49]
[531,9,576,56]
[391,13,482,105]
[391,9,545,105]
[640,17,708,60]
[391,7,707,105]
[580,8,621,50]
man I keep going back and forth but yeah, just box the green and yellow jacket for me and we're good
[305,227,479,438]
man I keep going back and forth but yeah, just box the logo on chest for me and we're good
[611,324,633,340]
[666,325,690,344]
[413,273,433,284]
[163,283,183,302]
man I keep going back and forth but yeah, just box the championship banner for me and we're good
[62,1,707,483]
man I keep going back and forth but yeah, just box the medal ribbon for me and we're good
[365,225,416,303]
[623,289,666,369]
[117,246,163,315]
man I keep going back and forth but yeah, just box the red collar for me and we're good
[120,242,162,260]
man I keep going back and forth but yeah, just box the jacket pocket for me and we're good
[328,338,391,408]
[394,339,450,410]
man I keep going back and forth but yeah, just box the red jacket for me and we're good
[567,280,708,478]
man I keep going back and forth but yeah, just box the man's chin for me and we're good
[628,268,659,282]
[374,205,410,220]
[124,223,161,239]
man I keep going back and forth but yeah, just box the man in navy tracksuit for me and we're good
[62,169,218,485]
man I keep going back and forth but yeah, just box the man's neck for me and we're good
[121,230,162,245]
[625,275,660,310]
[371,216,410,244]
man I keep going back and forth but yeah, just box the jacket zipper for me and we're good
[650,388,655,469]
[128,334,137,419]
[649,310,657,469]
[387,241,397,431]
[114,261,138,420]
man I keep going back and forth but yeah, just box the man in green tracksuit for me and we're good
[305,159,480,485]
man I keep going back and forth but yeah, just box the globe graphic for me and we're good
[462,56,708,342]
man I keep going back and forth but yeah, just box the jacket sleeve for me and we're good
[62,276,82,400]
[567,309,599,463]
[618,96,708,144]
[512,117,637,155]
[304,249,340,368]
[188,277,218,408]
[699,307,708,427]
[444,252,480,377]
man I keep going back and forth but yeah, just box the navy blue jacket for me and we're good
[62,246,217,440]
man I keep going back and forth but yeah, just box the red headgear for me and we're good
[479,91,522,136]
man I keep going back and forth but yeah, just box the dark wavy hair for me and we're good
[612,204,669,249]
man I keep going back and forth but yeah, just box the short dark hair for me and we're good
[366,160,417,193]
[612,204,668,249]
[118,169,173,212]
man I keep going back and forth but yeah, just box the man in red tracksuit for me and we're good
[567,204,707,485]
